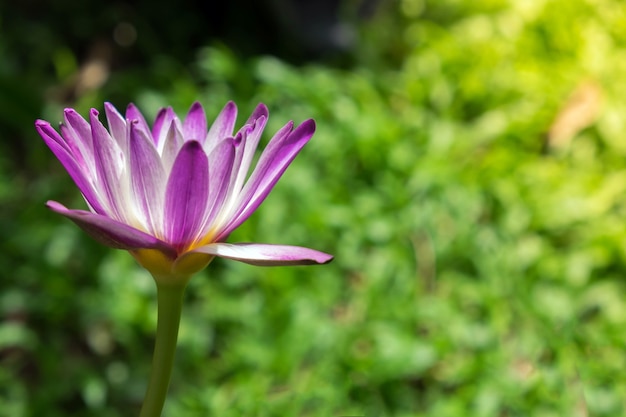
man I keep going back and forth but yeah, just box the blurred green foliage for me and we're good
[3,0,626,416]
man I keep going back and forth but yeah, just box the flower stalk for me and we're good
[139,280,188,417]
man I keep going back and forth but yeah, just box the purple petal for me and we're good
[163,140,210,248]
[47,201,172,252]
[245,103,269,125]
[129,122,167,234]
[161,120,185,173]
[229,114,268,193]
[205,101,237,153]
[126,103,152,143]
[152,108,168,139]
[152,107,178,152]
[62,109,96,174]
[218,119,315,239]
[183,102,207,143]
[203,138,236,228]
[90,109,126,219]
[59,124,89,176]
[40,121,71,152]
[64,108,94,153]
[104,103,129,153]
[213,118,269,226]
[193,242,333,266]
[36,120,106,215]
[220,104,269,201]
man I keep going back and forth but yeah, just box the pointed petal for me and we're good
[39,121,71,152]
[64,108,93,153]
[210,118,269,227]
[47,201,172,252]
[163,140,209,248]
[59,124,89,176]
[126,103,153,143]
[90,109,126,218]
[129,121,167,234]
[226,104,269,195]
[218,119,315,238]
[230,114,267,193]
[193,242,333,266]
[203,138,236,228]
[104,102,128,152]
[205,101,237,153]
[161,120,185,173]
[152,108,168,138]
[36,120,106,215]
[62,109,96,175]
[152,107,178,152]
[245,103,269,126]
[183,102,207,142]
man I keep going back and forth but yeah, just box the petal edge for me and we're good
[193,242,333,266]
[47,201,173,253]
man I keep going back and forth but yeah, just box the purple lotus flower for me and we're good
[36,101,332,279]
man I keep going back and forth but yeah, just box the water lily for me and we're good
[36,101,332,417]
[36,101,332,281]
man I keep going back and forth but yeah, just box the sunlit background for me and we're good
[3,0,626,415]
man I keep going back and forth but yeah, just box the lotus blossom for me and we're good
[36,101,332,280]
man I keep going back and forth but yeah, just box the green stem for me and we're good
[139,283,186,417]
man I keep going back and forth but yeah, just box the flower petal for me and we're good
[63,108,94,154]
[210,118,269,228]
[36,120,106,214]
[163,140,209,248]
[227,104,269,196]
[183,102,207,143]
[62,109,96,176]
[244,103,269,126]
[47,201,172,252]
[161,120,185,173]
[218,119,315,239]
[193,242,333,266]
[126,103,152,142]
[230,113,268,194]
[152,107,178,153]
[90,109,126,219]
[205,101,237,153]
[204,138,236,227]
[129,121,167,234]
[104,102,128,153]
